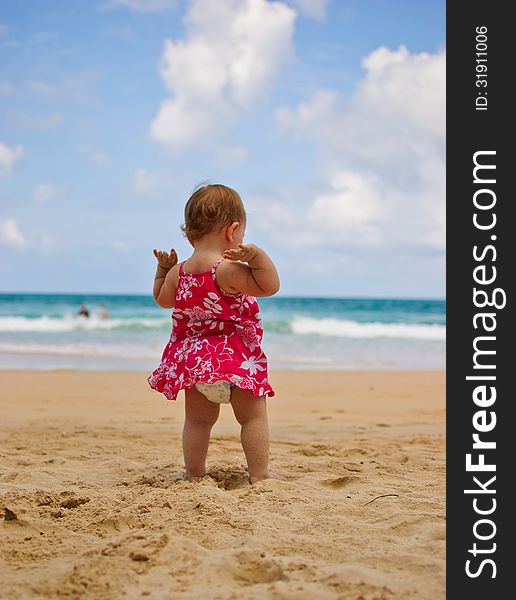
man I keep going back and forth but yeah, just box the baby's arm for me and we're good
[220,243,280,297]
[152,248,179,308]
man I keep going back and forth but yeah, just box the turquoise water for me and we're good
[0,293,445,371]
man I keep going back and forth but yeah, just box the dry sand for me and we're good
[0,370,445,599]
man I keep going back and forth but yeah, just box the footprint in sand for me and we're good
[207,467,250,490]
[321,475,360,489]
[135,470,185,488]
[298,444,339,457]
[99,514,140,533]
[207,467,289,489]
[225,550,286,585]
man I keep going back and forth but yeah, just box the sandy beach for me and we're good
[1,369,445,599]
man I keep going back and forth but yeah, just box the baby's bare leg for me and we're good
[230,387,270,483]
[183,387,220,481]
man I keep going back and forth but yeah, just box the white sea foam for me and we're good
[0,315,167,332]
[290,316,445,340]
[0,313,446,340]
[0,341,159,359]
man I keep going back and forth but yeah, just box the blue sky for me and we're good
[0,0,445,298]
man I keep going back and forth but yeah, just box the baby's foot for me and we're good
[185,470,206,482]
[249,469,287,484]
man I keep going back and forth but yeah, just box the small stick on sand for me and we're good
[363,494,399,506]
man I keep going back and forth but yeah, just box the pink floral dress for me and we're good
[147,258,275,401]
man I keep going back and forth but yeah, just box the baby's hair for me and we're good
[180,183,246,243]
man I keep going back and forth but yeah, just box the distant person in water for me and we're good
[78,303,90,318]
[98,304,109,319]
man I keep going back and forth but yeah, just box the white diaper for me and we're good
[195,380,233,404]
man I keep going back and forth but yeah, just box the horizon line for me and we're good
[0,290,446,302]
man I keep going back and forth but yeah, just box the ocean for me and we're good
[0,293,445,371]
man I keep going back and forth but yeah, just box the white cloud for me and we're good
[100,0,178,12]
[105,24,137,42]
[112,241,128,251]
[0,142,23,179]
[26,80,56,97]
[132,168,161,195]
[39,233,55,255]
[215,144,248,166]
[0,217,56,254]
[0,81,13,95]
[26,30,58,48]
[247,173,383,252]
[26,73,98,103]
[0,218,26,248]
[34,183,57,205]
[287,0,330,20]
[79,144,109,165]
[275,45,446,254]
[309,171,384,245]
[7,110,63,130]
[149,0,296,153]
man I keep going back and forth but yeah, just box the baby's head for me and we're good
[181,184,246,247]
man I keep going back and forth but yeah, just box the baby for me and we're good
[148,184,280,484]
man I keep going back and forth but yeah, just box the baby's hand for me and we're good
[223,243,260,263]
[153,248,178,269]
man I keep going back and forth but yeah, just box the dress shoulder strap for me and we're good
[211,258,244,297]
[211,257,225,276]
